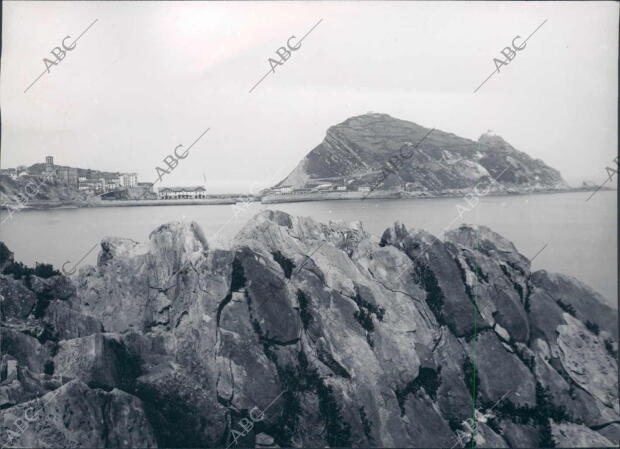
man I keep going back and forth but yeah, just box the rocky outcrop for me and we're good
[0,274,37,320]
[0,211,616,448]
[0,174,87,210]
[551,421,615,447]
[42,300,103,340]
[0,380,156,448]
[530,270,618,339]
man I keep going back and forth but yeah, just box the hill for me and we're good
[276,113,568,194]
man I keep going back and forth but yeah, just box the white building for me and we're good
[158,186,207,200]
[274,186,293,195]
[120,173,138,188]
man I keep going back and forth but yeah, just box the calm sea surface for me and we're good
[1,191,617,307]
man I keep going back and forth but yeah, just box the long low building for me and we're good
[158,186,207,199]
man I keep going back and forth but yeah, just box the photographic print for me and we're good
[0,1,618,448]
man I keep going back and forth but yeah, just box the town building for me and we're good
[57,167,78,188]
[108,178,122,190]
[158,186,207,200]
[78,182,96,194]
[273,186,293,195]
[0,168,18,180]
[137,182,154,193]
[120,173,138,188]
[42,156,56,181]
[316,183,334,192]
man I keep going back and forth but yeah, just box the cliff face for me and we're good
[1,212,617,448]
[276,113,568,192]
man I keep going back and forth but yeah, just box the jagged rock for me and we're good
[71,237,151,332]
[446,225,530,343]
[433,328,473,426]
[531,339,605,426]
[134,358,228,447]
[42,300,103,340]
[71,221,213,333]
[556,314,618,414]
[528,277,619,426]
[0,274,37,319]
[0,327,52,373]
[399,392,455,447]
[53,333,137,390]
[466,330,536,408]
[0,241,14,272]
[255,432,276,447]
[551,421,615,446]
[499,420,540,447]
[494,323,511,342]
[380,223,483,337]
[0,355,60,409]
[527,285,566,346]
[29,275,75,301]
[0,212,616,448]
[597,423,620,445]
[475,422,509,447]
[530,270,618,339]
[0,379,157,448]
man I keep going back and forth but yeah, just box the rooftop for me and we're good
[158,186,206,192]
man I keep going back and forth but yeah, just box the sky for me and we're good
[1,1,618,193]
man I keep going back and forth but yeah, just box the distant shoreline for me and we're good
[0,197,238,211]
[260,186,615,205]
[0,186,614,212]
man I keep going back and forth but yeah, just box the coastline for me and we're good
[82,198,237,207]
[260,186,614,205]
[0,186,613,211]
[0,197,237,211]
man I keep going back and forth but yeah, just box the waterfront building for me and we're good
[273,186,293,195]
[316,183,334,191]
[158,186,207,199]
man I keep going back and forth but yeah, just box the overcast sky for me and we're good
[1,1,618,192]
